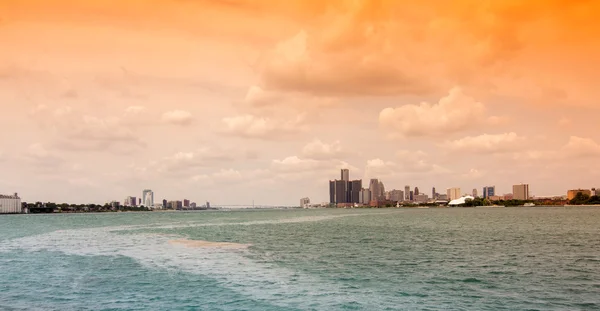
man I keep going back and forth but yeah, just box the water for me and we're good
[1,207,599,310]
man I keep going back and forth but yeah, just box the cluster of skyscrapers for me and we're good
[329,169,386,206]
[124,189,154,207]
[327,169,539,207]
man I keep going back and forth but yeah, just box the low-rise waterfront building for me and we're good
[300,197,310,208]
[567,189,592,200]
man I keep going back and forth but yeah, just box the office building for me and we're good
[389,190,404,202]
[567,189,592,200]
[124,196,137,207]
[447,187,461,201]
[414,194,429,203]
[369,179,381,202]
[378,181,385,200]
[0,193,21,214]
[409,190,414,201]
[300,197,310,208]
[142,189,154,207]
[414,187,419,195]
[190,202,197,208]
[513,184,530,200]
[360,188,371,204]
[432,187,436,200]
[437,194,448,200]
[483,186,495,199]
[162,199,167,208]
[405,185,410,201]
[472,189,478,197]
[183,199,190,207]
[349,180,362,203]
[341,169,349,182]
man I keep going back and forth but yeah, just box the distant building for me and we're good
[414,187,419,195]
[124,196,137,207]
[143,190,154,207]
[300,197,310,208]
[206,202,211,209]
[360,188,371,204]
[389,189,404,202]
[110,201,120,209]
[183,199,190,208]
[414,194,429,203]
[0,193,21,214]
[349,180,362,203]
[409,190,414,201]
[369,179,381,202]
[405,185,410,201]
[472,189,478,197]
[513,184,530,200]
[378,181,385,200]
[567,189,592,200]
[190,202,197,208]
[341,169,349,182]
[437,194,448,201]
[447,187,461,201]
[483,186,495,199]
[432,187,436,200]
[162,199,167,208]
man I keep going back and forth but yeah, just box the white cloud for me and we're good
[441,132,526,154]
[155,148,234,176]
[379,87,487,138]
[25,143,64,168]
[462,168,485,180]
[220,114,308,140]
[301,139,344,160]
[561,136,600,158]
[161,110,193,126]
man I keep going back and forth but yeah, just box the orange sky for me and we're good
[1,0,600,204]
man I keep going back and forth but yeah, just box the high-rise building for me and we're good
[414,187,419,195]
[162,199,167,208]
[483,186,495,199]
[378,181,385,200]
[513,184,530,200]
[183,199,190,207]
[447,187,461,200]
[360,188,371,204]
[432,187,437,200]
[124,196,137,207]
[472,189,478,197]
[414,194,429,203]
[300,197,310,208]
[329,180,336,204]
[143,189,154,207]
[389,190,404,202]
[349,180,362,203]
[409,190,414,201]
[369,179,381,202]
[341,169,349,182]
[405,185,410,201]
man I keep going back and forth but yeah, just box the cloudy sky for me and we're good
[1,0,599,205]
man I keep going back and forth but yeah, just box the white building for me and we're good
[448,196,475,206]
[142,189,154,207]
[447,187,461,201]
[300,197,310,208]
[0,193,21,214]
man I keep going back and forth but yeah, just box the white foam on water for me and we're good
[0,213,393,309]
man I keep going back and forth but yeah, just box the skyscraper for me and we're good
[432,187,436,200]
[378,181,385,200]
[143,189,154,207]
[341,169,349,182]
[447,187,461,200]
[405,185,410,201]
[369,179,380,202]
[483,186,495,199]
[513,184,530,200]
[349,180,362,203]
[414,187,419,195]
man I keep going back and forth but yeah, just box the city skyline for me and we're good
[1,1,600,205]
